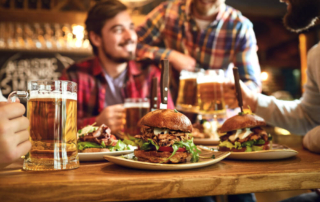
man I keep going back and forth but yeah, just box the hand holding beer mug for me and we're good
[8,80,79,171]
[124,98,150,136]
[197,70,226,116]
[96,104,126,134]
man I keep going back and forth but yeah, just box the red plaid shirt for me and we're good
[60,57,174,129]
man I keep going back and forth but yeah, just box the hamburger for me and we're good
[218,114,272,152]
[125,109,200,163]
[77,124,128,152]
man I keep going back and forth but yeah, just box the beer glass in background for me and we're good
[124,98,150,136]
[8,80,79,171]
[176,70,198,113]
[197,70,226,116]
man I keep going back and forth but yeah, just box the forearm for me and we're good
[136,43,172,62]
[255,94,317,135]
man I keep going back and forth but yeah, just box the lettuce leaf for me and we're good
[77,141,106,151]
[124,136,201,163]
[78,140,129,152]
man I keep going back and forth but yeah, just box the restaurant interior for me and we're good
[0,0,319,202]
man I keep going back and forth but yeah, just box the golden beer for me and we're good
[124,98,150,136]
[25,96,79,171]
[176,70,199,113]
[197,70,226,116]
[125,107,150,135]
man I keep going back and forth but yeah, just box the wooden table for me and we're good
[0,145,320,202]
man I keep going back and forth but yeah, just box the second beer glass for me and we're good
[124,98,150,136]
[197,70,226,116]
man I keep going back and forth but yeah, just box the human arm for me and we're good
[136,2,196,71]
[239,64,320,135]
[232,21,261,93]
[0,103,31,169]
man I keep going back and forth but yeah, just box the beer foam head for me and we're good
[124,102,150,108]
[197,70,225,84]
[29,91,77,100]
[179,70,198,80]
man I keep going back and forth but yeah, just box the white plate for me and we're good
[198,144,298,160]
[193,138,220,145]
[78,146,136,161]
[104,151,230,170]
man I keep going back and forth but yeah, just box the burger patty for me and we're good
[135,126,191,147]
[134,149,189,163]
[220,127,268,143]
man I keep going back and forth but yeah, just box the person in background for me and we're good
[136,0,262,106]
[60,0,174,134]
[235,0,320,201]
[238,0,320,154]
[0,98,31,169]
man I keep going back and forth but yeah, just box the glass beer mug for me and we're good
[176,70,199,113]
[9,80,79,171]
[197,70,226,116]
[124,98,150,136]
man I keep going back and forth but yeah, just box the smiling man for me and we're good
[136,0,262,105]
[60,0,174,134]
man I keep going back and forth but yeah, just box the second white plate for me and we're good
[198,144,298,160]
[78,146,136,161]
[104,151,230,170]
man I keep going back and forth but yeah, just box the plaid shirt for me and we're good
[136,0,261,90]
[60,57,174,129]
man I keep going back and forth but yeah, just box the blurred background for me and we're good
[0,0,316,201]
[1,0,319,99]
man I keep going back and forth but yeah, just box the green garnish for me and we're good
[211,155,215,159]
[77,129,82,134]
[174,109,179,113]
[125,135,201,163]
[165,138,200,163]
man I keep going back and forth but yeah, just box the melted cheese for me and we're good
[228,128,252,141]
[228,129,241,142]
[153,128,169,135]
[238,128,252,140]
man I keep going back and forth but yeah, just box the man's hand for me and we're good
[96,104,125,134]
[167,50,196,71]
[0,102,31,168]
[223,80,258,111]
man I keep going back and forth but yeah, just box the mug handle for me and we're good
[8,91,29,103]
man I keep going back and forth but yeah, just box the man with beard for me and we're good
[60,0,174,134]
[136,0,262,106]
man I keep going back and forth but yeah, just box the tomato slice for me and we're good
[158,146,186,152]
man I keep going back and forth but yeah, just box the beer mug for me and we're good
[124,98,150,136]
[197,70,226,116]
[176,70,199,113]
[8,80,79,171]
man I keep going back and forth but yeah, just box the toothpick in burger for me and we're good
[124,109,200,163]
